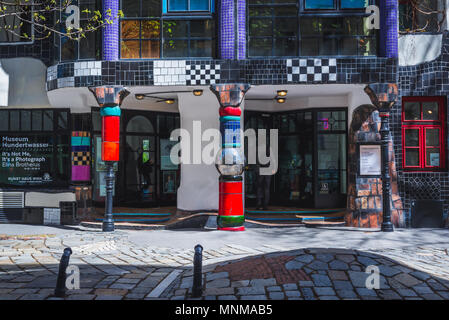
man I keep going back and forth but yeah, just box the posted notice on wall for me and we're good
[0,135,53,185]
[360,144,381,176]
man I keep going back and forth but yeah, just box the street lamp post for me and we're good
[89,86,130,232]
[364,83,398,232]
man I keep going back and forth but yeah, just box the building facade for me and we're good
[0,0,447,228]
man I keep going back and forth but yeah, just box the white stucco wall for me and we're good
[399,34,443,66]
[398,0,449,66]
[176,90,221,211]
[0,58,51,107]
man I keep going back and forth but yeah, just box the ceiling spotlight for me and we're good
[277,90,288,97]
[276,97,286,104]
[193,89,203,96]
[135,94,145,100]
[165,99,175,104]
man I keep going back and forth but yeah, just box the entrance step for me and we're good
[244,208,346,226]
[94,212,172,224]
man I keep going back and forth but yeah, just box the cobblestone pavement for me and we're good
[0,226,449,300]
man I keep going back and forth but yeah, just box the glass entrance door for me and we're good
[244,108,347,209]
[315,111,347,208]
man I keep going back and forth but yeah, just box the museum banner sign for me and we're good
[0,135,54,185]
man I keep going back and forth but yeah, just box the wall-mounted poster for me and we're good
[163,171,176,194]
[0,134,54,185]
[160,139,178,170]
[360,144,381,176]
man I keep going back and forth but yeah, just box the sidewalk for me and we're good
[0,224,448,300]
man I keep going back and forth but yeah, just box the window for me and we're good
[399,0,445,33]
[402,97,446,171]
[0,109,71,186]
[120,0,215,58]
[0,4,32,44]
[248,0,376,57]
[60,0,100,61]
[168,0,210,12]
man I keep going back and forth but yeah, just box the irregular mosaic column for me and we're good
[379,0,398,58]
[211,84,250,231]
[89,86,130,231]
[363,83,399,231]
[219,0,246,59]
[103,0,119,60]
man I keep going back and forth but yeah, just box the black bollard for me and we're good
[192,244,203,298]
[54,247,73,298]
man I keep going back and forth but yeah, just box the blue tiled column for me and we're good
[379,0,398,58]
[103,0,119,60]
[219,0,246,59]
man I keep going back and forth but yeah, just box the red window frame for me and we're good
[402,96,446,171]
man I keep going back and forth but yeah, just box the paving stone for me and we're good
[250,278,276,287]
[409,271,430,281]
[294,255,314,264]
[282,283,297,291]
[393,273,421,287]
[0,294,22,300]
[206,272,228,282]
[204,296,216,300]
[336,254,355,263]
[328,270,348,281]
[337,289,358,299]
[396,289,418,297]
[350,265,362,271]
[231,280,249,288]
[421,294,443,300]
[319,295,339,300]
[307,261,329,271]
[95,289,127,296]
[170,296,184,300]
[204,287,235,296]
[300,287,315,300]
[355,288,377,297]
[218,295,237,300]
[285,260,304,270]
[437,290,449,299]
[240,295,268,300]
[267,286,281,292]
[328,259,348,270]
[207,278,230,288]
[378,290,402,300]
[348,271,368,288]
[285,290,301,298]
[180,278,193,289]
[109,283,136,290]
[66,294,96,300]
[19,293,50,300]
[314,287,335,296]
[333,280,353,290]
[357,256,378,266]
[311,274,332,287]
[125,293,146,299]
[315,254,334,263]
[175,289,187,296]
[378,265,402,277]
[95,295,123,300]
[413,285,434,295]
[269,292,285,299]
[298,281,314,287]
[427,279,447,291]
[237,286,266,295]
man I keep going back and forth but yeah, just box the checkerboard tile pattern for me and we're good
[72,151,91,166]
[287,59,337,83]
[186,62,221,85]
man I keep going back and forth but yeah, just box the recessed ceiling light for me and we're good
[276,97,286,104]
[193,89,203,96]
[277,90,288,97]
[135,94,145,100]
[165,99,175,104]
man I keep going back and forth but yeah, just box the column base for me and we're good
[218,226,245,231]
[102,220,115,232]
[381,222,394,232]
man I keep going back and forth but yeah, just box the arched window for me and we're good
[126,115,155,133]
